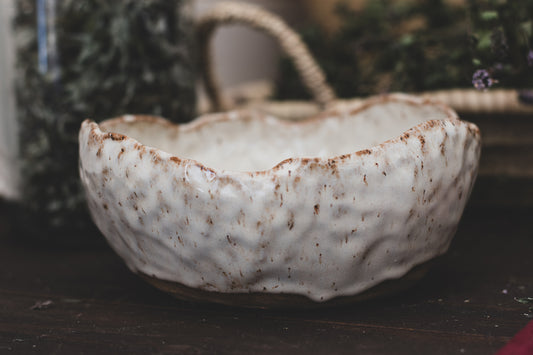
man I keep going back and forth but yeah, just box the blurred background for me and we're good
[0,0,17,200]
[0,0,532,243]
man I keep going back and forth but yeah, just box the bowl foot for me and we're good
[139,259,439,309]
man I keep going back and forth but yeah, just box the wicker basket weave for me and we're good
[197,2,533,207]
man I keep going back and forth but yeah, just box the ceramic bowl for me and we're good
[79,94,481,307]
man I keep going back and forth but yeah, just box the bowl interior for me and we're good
[100,100,452,172]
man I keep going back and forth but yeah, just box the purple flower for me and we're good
[527,50,533,67]
[472,69,496,91]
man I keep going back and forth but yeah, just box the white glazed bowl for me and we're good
[79,94,481,307]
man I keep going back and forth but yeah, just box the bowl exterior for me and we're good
[79,108,480,302]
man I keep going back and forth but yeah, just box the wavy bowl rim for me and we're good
[81,93,477,176]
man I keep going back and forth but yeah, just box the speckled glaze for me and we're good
[79,94,481,304]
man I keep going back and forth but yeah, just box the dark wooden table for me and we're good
[0,203,531,354]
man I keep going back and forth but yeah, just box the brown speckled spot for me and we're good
[356,149,372,156]
[237,209,246,226]
[107,132,126,141]
[363,175,368,186]
[440,133,448,156]
[288,212,295,230]
[418,136,426,150]
[314,204,320,215]
[152,152,162,164]
[226,235,236,246]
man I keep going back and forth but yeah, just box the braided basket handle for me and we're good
[197,2,337,112]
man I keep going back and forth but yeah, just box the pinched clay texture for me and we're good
[79,95,481,302]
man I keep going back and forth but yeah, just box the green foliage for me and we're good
[14,0,195,243]
[276,0,533,100]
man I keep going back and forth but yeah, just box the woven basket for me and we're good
[197,2,533,207]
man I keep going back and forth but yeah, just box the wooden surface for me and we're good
[0,203,532,354]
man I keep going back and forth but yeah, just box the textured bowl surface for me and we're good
[79,94,481,305]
